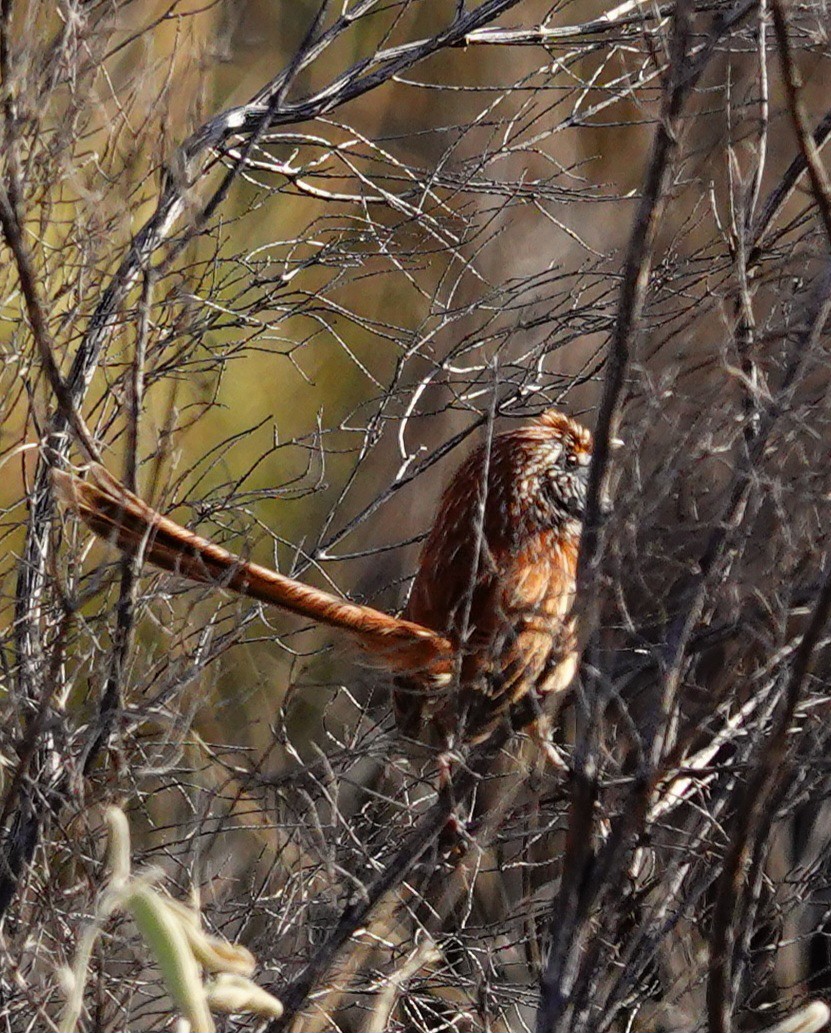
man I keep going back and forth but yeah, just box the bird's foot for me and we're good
[540,740,569,772]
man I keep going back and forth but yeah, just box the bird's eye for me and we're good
[565,453,579,468]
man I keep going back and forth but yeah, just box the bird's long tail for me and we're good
[53,464,452,679]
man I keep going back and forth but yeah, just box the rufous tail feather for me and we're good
[53,464,452,680]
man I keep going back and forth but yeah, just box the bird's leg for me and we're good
[529,715,569,772]
[432,747,477,851]
[435,744,474,846]
[437,743,463,801]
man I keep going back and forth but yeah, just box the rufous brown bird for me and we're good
[53,410,592,759]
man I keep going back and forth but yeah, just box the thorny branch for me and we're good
[539,3,750,1029]
[3,0,527,921]
[770,0,831,249]
[707,9,831,1013]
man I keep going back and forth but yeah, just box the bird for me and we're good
[53,409,593,760]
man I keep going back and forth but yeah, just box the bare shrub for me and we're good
[2,1,831,1031]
